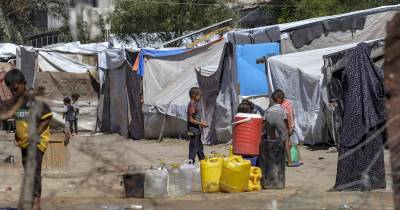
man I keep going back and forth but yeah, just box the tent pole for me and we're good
[158,115,167,142]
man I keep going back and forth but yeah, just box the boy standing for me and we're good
[71,93,80,135]
[63,97,75,135]
[187,87,207,164]
[1,69,53,210]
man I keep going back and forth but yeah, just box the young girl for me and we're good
[71,93,80,135]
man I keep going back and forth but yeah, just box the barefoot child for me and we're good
[1,69,53,210]
[187,87,208,164]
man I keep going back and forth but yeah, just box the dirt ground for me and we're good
[0,131,394,210]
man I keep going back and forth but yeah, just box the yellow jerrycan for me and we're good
[220,155,251,193]
[248,167,262,191]
[200,155,223,193]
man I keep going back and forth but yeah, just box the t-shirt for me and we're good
[63,104,75,121]
[281,99,294,131]
[15,97,52,153]
[72,102,79,119]
[264,103,288,141]
[187,101,202,136]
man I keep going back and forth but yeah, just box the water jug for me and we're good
[168,164,186,197]
[192,163,202,192]
[233,113,263,156]
[290,144,299,162]
[248,167,262,191]
[200,156,223,193]
[144,167,169,198]
[180,160,196,193]
[219,155,251,193]
[123,166,145,198]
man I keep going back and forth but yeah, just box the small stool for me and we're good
[6,119,15,133]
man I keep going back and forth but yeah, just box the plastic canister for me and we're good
[248,167,262,191]
[290,144,299,162]
[168,164,186,197]
[200,156,223,193]
[123,166,145,198]
[192,163,202,192]
[233,113,263,156]
[144,167,169,198]
[180,160,196,193]
[219,155,251,193]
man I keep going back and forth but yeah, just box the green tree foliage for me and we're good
[0,0,69,44]
[110,0,236,47]
[268,0,400,24]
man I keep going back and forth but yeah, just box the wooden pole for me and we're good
[384,13,400,210]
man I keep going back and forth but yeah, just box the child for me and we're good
[0,69,53,210]
[71,93,80,135]
[63,97,75,135]
[187,87,208,164]
[273,89,302,167]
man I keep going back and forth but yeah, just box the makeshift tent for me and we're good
[99,49,143,139]
[321,40,384,145]
[197,44,239,144]
[264,40,383,145]
[199,5,399,144]
[226,5,399,54]
[17,46,100,132]
[142,40,224,142]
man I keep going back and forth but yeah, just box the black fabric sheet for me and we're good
[333,43,386,191]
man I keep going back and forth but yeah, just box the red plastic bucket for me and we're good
[233,113,263,156]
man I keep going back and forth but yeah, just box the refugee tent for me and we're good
[321,40,384,145]
[200,5,399,144]
[141,39,225,142]
[99,48,143,140]
[17,44,101,132]
[226,5,399,53]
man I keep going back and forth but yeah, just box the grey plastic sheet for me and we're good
[267,43,364,145]
[142,40,224,140]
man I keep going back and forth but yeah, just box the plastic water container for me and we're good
[200,156,223,193]
[180,160,196,193]
[243,156,258,166]
[219,155,251,192]
[168,164,186,197]
[192,163,202,192]
[233,113,263,156]
[248,167,262,191]
[144,167,169,198]
[291,144,299,162]
[123,168,145,198]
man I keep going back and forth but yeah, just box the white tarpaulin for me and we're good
[267,42,363,145]
[38,51,96,73]
[143,40,224,138]
[0,43,17,60]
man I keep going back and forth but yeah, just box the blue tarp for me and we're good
[236,42,280,96]
[138,48,189,76]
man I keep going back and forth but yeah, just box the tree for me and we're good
[109,0,237,47]
[267,0,400,24]
[0,0,69,44]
